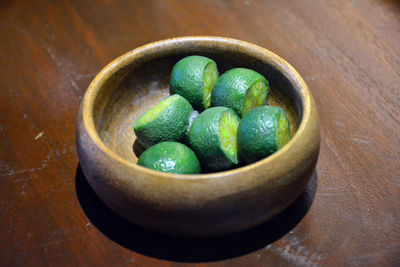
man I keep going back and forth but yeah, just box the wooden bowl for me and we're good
[76,36,320,237]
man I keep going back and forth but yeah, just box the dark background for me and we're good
[1,1,399,266]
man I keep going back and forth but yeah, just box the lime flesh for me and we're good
[242,79,268,116]
[202,62,219,109]
[219,110,239,163]
[277,110,291,149]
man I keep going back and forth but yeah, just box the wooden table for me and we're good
[1,1,399,266]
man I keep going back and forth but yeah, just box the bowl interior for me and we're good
[92,46,302,164]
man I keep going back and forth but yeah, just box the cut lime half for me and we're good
[134,95,179,128]
[133,94,193,148]
[211,68,270,117]
[170,55,219,110]
[188,107,240,171]
[137,142,201,174]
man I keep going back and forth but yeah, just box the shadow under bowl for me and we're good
[76,36,320,237]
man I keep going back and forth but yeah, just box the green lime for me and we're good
[189,107,240,171]
[237,105,291,164]
[137,142,201,174]
[170,55,219,111]
[211,68,269,117]
[133,94,193,148]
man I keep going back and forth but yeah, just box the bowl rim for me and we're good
[80,36,312,179]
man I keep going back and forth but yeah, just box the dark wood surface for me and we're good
[1,0,399,266]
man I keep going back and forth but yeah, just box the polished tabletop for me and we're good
[1,1,399,266]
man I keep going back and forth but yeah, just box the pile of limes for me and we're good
[133,55,291,174]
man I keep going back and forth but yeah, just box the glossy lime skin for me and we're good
[189,107,239,171]
[237,105,291,164]
[137,142,201,174]
[133,94,193,148]
[211,68,269,117]
[170,55,218,111]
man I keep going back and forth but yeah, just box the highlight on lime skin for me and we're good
[277,111,291,149]
[202,62,219,109]
[242,79,268,116]
[134,95,178,128]
[219,111,239,163]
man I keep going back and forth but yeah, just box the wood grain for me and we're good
[0,0,399,266]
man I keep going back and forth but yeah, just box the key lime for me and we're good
[237,105,291,164]
[170,55,219,111]
[211,68,269,117]
[137,142,201,174]
[189,107,240,171]
[133,94,193,148]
